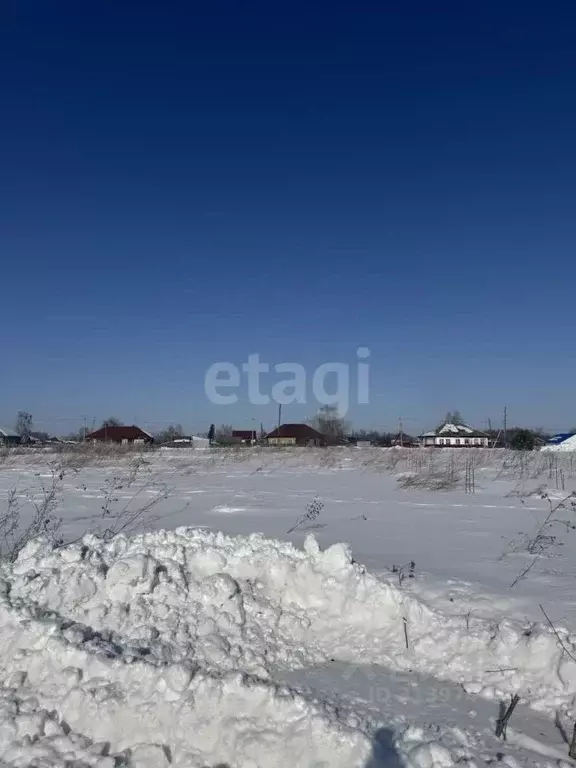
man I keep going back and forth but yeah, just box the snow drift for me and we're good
[541,434,576,452]
[1,527,576,765]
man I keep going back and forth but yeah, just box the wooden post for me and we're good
[495,694,520,739]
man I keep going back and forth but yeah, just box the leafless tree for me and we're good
[309,405,349,442]
[101,416,124,428]
[15,411,33,439]
[214,424,234,442]
[155,424,185,443]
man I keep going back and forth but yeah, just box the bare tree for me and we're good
[15,411,33,439]
[310,405,349,443]
[101,417,124,428]
[214,424,234,443]
[444,411,463,425]
[155,424,185,443]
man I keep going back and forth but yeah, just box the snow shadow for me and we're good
[365,727,404,768]
[202,764,230,768]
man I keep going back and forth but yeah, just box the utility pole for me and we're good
[503,406,507,448]
[399,416,404,447]
[83,415,87,442]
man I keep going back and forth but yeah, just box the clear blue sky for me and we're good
[1,1,575,436]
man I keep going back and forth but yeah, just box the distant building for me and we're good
[391,432,417,447]
[161,437,193,447]
[232,430,257,444]
[86,425,154,444]
[0,428,21,447]
[541,433,576,452]
[419,422,489,448]
[266,423,326,447]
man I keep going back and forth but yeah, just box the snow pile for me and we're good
[0,684,122,767]
[7,528,576,709]
[1,527,576,764]
[0,593,373,766]
[541,434,576,452]
[439,424,474,434]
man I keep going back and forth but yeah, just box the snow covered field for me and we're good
[1,446,576,767]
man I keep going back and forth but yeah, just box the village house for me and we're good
[542,432,576,451]
[419,422,490,448]
[0,428,21,447]
[266,423,326,447]
[85,425,154,445]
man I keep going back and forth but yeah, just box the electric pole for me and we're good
[503,407,507,448]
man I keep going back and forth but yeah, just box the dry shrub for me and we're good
[396,469,461,491]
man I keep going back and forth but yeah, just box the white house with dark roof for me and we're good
[419,422,489,448]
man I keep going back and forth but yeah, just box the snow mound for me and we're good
[542,435,576,452]
[0,593,373,766]
[2,527,576,764]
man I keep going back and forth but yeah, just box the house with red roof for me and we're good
[265,423,326,447]
[85,425,154,444]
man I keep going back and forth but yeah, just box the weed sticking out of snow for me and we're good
[0,462,65,561]
[287,494,325,533]
[502,491,576,588]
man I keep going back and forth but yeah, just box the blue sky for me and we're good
[1,1,575,436]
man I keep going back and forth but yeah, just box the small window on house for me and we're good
[455,438,461,445]
[464,438,470,445]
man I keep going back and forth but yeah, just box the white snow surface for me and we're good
[4,447,576,766]
[438,424,475,435]
[2,524,576,766]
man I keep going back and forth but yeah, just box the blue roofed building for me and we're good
[541,432,576,452]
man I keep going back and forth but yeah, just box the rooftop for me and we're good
[0,428,20,438]
[266,423,325,440]
[86,425,153,440]
[420,422,489,438]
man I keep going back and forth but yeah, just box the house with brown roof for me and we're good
[266,423,326,447]
[86,425,154,444]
